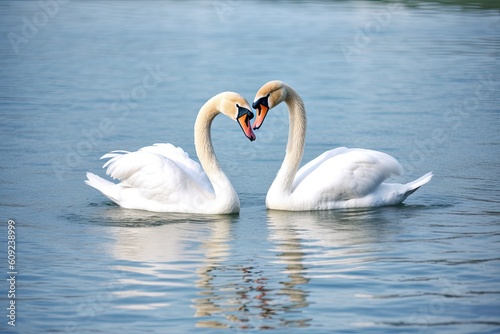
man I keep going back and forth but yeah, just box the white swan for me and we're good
[85,92,256,214]
[252,80,432,211]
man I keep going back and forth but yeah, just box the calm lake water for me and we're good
[1,1,499,333]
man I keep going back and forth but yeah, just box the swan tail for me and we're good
[404,172,433,196]
[85,172,120,204]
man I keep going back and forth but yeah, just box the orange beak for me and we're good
[252,104,269,130]
[237,113,256,141]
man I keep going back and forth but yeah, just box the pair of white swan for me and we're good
[86,81,432,213]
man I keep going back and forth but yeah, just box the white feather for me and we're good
[254,81,432,211]
[87,145,215,212]
[85,92,254,214]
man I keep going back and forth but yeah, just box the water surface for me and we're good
[0,1,499,333]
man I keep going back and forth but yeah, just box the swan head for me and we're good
[218,92,256,141]
[252,80,286,130]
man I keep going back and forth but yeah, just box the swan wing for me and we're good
[292,147,350,191]
[139,143,213,193]
[100,144,214,208]
[293,148,404,201]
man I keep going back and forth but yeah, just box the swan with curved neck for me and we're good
[252,80,432,211]
[86,92,256,214]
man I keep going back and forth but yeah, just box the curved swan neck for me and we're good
[194,98,238,209]
[272,85,307,195]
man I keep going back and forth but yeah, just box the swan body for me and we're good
[86,92,256,214]
[252,80,432,211]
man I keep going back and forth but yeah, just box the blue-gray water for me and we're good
[1,1,499,333]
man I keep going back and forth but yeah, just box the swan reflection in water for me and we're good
[193,212,312,330]
[107,210,217,311]
[266,209,396,281]
[191,208,396,329]
[107,206,399,329]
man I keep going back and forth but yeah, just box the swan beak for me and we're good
[237,112,256,142]
[252,104,268,130]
